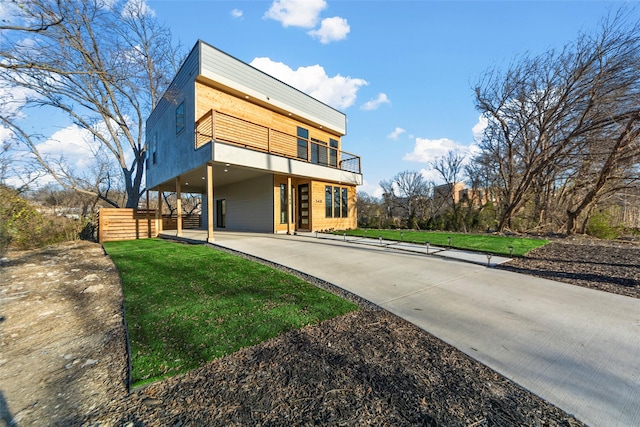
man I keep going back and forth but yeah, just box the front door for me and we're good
[298,184,309,230]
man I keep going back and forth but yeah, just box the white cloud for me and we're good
[0,126,14,145]
[361,93,390,111]
[250,57,367,110]
[472,114,488,143]
[36,125,100,171]
[418,167,443,184]
[387,127,406,140]
[308,16,350,44]
[0,2,18,21]
[359,180,384,198]
[121,0,155,18]
[403,137,473,163]
[231,8,243,19]
[264,0,326,28]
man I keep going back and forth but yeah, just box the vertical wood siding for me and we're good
[310,181,357,231]
[195,81,342,154]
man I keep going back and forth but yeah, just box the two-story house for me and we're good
[146,40,362,242]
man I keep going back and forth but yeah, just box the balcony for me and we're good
[195,110,361,175]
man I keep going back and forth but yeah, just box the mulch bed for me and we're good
[498,238,640,299]
[91,308,581,427]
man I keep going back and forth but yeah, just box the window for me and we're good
[341,187,348,218]
[334,186,341,218]
[280,184,287,224]
[329,138,338,167]
[176,102,185,134]
[325,186,333,218]
[151,133,157,166]
[311,138,328,165]
[311,141,319,164]
[325,185,350,218]
[297,127,308,160]
[216,199,226,228]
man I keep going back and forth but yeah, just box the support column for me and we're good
[176,176,183,237]
[207,163,214,242]
[287,176,293,235]
[156,189,163,235]
[146,191,151,237]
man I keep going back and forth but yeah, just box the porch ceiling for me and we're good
[151,162,269,194]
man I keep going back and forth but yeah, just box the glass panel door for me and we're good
[298,184,309,229]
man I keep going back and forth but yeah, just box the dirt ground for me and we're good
[2,236,636,426]
[0,241,128,427]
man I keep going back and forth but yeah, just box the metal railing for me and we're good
[195,109,361,174]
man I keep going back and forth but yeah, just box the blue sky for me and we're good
[3,0,637,197]
[149,0,636,197]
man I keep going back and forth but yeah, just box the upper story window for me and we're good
[311,137,327,165]
[147,133,157,167]
[176,102,185,134]
[297,127,308,160]
[329,138,338,167]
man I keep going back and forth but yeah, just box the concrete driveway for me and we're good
[206,231,640,427]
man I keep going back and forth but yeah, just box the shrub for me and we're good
[0,186,90,255]
[586,210,622,240]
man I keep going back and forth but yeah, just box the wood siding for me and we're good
[196,81,343,154]
[273,175,357,232]
[311,181,357,231]
[98,208,156,243]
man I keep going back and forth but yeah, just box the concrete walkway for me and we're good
[163,230,640,427]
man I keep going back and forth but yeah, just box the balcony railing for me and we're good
[195,110,361,174]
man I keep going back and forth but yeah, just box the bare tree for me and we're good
[355,191,383,229]
[474,8,640,234]
[380,171,432,229]
[0,0,181,207]
[432,150,466,230]
[0,139,46,193]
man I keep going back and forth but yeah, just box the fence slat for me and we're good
[98,208,202,242]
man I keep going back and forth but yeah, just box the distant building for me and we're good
[433,182,467,206]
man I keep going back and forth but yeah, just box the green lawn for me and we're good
[103,238,358,386]
[337,229,548,257]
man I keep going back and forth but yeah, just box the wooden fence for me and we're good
[98,208,202,242]
[98,208,156,243]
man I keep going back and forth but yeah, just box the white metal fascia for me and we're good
[199,68,345,135]
[212,141,362,186]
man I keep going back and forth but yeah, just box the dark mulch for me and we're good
[498,238,640,299]
[92,309,581,427]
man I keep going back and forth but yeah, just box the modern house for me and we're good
[145,40,362,242]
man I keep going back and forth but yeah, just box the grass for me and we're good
[335,229,548,257]
[103,238,358,386]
